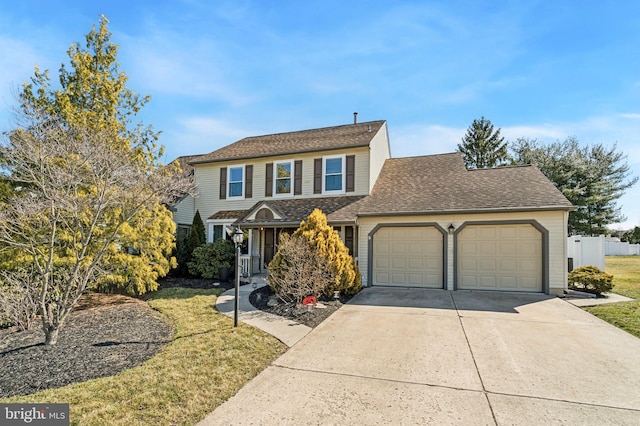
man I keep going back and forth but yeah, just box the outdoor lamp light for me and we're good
[448,224,455,234]
[232,227,244,327]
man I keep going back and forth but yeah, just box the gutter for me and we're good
[356,205,576,217]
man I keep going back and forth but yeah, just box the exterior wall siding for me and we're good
[172,195,194,225]
[368,123,391,192]
[193,147,371,220]
[358,210,568,294]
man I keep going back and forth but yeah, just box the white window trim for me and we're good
[206,220,235,243]
[227,164,245,200]
[273,159,294,198]
[322,154,346,195]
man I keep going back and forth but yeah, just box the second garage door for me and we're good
[372,226,444,288]
[457,223,542,292]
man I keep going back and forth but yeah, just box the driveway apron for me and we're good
[201,288,640,425]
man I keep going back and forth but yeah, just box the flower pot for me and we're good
[218,267,230,283]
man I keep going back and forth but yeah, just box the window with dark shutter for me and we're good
[346,155,355,192]
[265,163,273,197]
[294,160,303,195]
[313,158,322,194]
[219,167,227,199]
[245,165,253,198]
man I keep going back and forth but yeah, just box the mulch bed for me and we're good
[0,294,172,398]
[0,277,351,399]
[249,285,353,329]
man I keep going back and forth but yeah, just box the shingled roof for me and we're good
[354,153,573,215]
[191,120,386,164]
[236,196,366,226]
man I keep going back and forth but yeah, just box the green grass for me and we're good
[584,256,640,338]
[1,287,287,425]
[602,256,640,299]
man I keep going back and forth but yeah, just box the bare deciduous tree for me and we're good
[0,269,40,331]
[0,109,193,345]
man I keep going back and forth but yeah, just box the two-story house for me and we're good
[173,119,573,295]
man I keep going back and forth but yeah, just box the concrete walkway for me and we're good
[203,287,640,425]
[215,278,311,347]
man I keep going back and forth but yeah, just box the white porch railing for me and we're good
[239,255,252,281]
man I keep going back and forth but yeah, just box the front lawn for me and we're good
[584,256,640,338]
[1,287,287,425]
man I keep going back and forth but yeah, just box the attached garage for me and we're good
[371,225,445,288]
[456,223,544,292]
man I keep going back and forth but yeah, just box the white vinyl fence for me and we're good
[605,241,640,256]
[567,235,605,271]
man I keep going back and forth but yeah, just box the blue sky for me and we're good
[1,1,639,230]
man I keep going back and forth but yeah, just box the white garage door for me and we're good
[457,224,542,292]
[372,226,443,288]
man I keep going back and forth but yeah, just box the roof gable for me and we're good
[191,120,385,164]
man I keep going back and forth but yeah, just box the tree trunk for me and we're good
[43,325,59,346]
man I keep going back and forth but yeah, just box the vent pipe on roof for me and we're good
[353,112,358,124]
[367,124,371,132]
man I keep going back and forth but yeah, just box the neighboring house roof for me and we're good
[173,154,202,175]
[236,196,366,226]
[190,121,386,164]
[354,153,574,216]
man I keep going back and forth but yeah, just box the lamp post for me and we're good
[232,227,244,327]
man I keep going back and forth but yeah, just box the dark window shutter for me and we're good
[245,165,253,198]
[265,163,273,197]
[313,158,322,194]
[219,167,227,200]
[346,155,355,192]
[294,160,303,195]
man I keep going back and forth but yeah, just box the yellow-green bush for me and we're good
[269,209,361,297]
[568,265,614,295]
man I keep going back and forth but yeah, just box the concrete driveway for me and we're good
[202,288,640,425]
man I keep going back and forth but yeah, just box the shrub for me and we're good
[293,209,362,296]
[568,265,614,296]
[268,234,336,304]
[269,209,361,299]
[188,239,236,279]
[187,210,206,258]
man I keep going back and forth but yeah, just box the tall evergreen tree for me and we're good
[458,116,507,169]
[511,137,637,235]
[188,210,206,255]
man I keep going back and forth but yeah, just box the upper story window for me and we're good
[274,160,293,196]
[323,155,345,194]
[228,166,244,198]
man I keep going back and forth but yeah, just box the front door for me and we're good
[264,228,275,267]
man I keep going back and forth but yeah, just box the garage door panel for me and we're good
[499,242,518,255]
[458,224,542,292]
[519,258,538,273]
[375,272,390,284]
[520,242,540,256]
[479,276,497,287]
[460,241,477,255]
[375,257,389,268]
[479,242,497,254]
[407,258,424,269]
[498,226,519,239]
[478,227,497,239]
[479,259,497,271]
[373,226,443,288]
[498,258,518,272]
